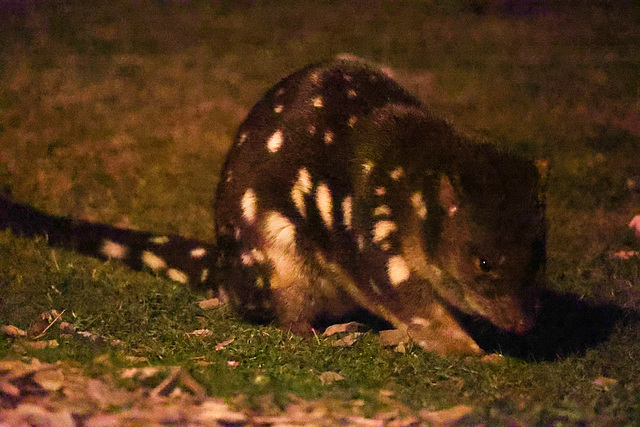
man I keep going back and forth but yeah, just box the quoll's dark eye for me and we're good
[476,257,492,273]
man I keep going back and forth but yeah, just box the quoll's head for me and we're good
[432,147,547,334]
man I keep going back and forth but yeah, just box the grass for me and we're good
[1,0,640,424]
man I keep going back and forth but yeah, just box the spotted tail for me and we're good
[0,196,217,288]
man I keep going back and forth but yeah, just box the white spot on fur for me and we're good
[342,196,353,230]
[347,89,357,98]
[240,248,266,266]
[348,116,357,127]
[372,220,397,243]
[362,160,374,175]
[324,130,334,144]
[263,212,297,249]
[142,251,167,270]
[374,205,391,217]
[101,240,127,259]
[241,252,254,266]
[190,247,207,259]
[316,182,333,229]
[262,211,304,289]
[241,189,258,224]
[149,235,169,245]
[390,167,404,181]
[312,96,324,108]
[387,256,410,286]
[200,268,209,283]
[274,104,283,113]
[267,130,283,153]
[252,248,266,263]
[291,167,312,217]
[410,192,427,219]
[375,187,386,196]
[238,133,247,144]
[167,268,188,284]
[448,205,459,217]
[411,316,431,327]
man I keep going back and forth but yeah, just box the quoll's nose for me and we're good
[512,300,539,334]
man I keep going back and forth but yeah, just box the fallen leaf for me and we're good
[1,324,27,337]
[198,298,220,310]
[1,404,74,427]
[25,340,59,350]
[123,355,149,364]
[196,400,248,424]
[0,358,44,378]
[0,380,20,396]
[33,368,64,391]
[121,367,162,380]
[347,416,384,427]
[323,321,363,336]
[185,329,213,338]
[318,371,345,385]
[215,336,235,350]
[86,378,132,408]
[420,404,474,426]
[593,376,618,390]
[378,389,394,398]
[332,333,361,347]
[612,250,639,260]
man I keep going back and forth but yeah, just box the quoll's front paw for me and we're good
[379,324,482,356]
[407,322,482,356]
[379,309,483,357]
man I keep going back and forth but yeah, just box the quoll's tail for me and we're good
[0,196,217,288]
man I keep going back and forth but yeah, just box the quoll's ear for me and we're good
[438,175,460,217]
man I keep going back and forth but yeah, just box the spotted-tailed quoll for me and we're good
[0,56,547,355]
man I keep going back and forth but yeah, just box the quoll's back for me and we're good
[214,57,546,355]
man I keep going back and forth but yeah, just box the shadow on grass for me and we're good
[2,194,634,362]
[458,290,636,361]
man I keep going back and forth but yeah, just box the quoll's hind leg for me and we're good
[268,252,362,336]
[236,209,359,335]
